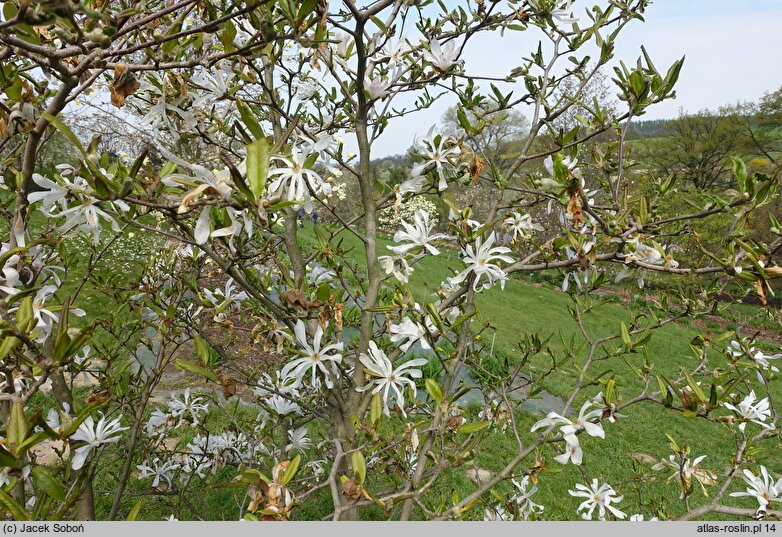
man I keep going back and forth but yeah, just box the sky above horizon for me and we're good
[368,0,782,157]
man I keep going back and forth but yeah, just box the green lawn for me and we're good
[293,222,782,520]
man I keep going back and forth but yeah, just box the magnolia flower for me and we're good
[652,454,717,498]
[511,476,544,520]
[503,212,543,241]
[267,145,328,212]
[285,427,312,455]
[357,341,428,416]
[729,466,782,512]
[364,75,391,100]
[569,479,626,520]
[254,370,300,399]
[389,316,434,352]
[0,242,21,296]
[70,413,128,470]
[332,29,354,58]
[727,339,782,382]
[379,255,415,284]
[422,39,457,71]
[307,265,336,286]
[168,389,209,427]
[388,209,448,256]
[294,78,319,100]
[28,173,71,211]
[203,278,248,312]
[723,391,774,432]
[27,285,85,344]
[145,409,172,438]
[201,207,253,252]
[448,208,481,231]
[451,234,514,291]
[281,320,343,389]
[410,127,461,191]
[392,176,426,210]
[191,66,235,107]
[142,93,197,142]
[529,0,579,25]
[377,34,411,65]
[158,145,233,214]
[266,394,302,416]
[29,172,126,244]
[562,247,591,293]
[137,457,180,488]
[483,506,511,521]
[530,400,604,465]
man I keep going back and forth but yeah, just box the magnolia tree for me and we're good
[0,0,781,522]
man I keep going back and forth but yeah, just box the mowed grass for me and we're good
[295,222,782,520]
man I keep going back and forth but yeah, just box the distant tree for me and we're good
[646,109,743,189]
[442,104,529,165]
[729,86,782,178]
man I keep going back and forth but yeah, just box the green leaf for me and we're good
[246,138,270,199]
[0,490,30,520]
[32,467,65,502]
[162,16,184,55]
[732,157,748,193]
[709,383,718,408]
[4,76,23,102]
[221,19,237,52]
[0,446,18,468]
[619,321,631,348]
[126,500,143,521]
[457,420,491,435]
[425,303,444,335]
[425,379,443,404]
[684,371,706,402]
[7,402,27,455]
[369,393,382,425]
[280,455,301,486]
[17,432,52,456]
[236,99,264,140]
[352,451,366,486]
[174,358,219,383]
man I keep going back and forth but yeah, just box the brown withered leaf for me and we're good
[764,265,782,278]
[578,252,587,271]
[281,289,309,309]
[341,479,362,500]
[220,375,237,399]
[317,304,332,330]
[632,452,658,465]
[281,289,324,311]
[567,192,583,223]
[85,389,111,405]
[469,154,484,185]
[0,111,8,139]
[756,279,767,305]
[334,302,344,331]
[446,415,465,432]
[110,64,140,108]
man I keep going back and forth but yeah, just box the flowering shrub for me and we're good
[378,197,439,232]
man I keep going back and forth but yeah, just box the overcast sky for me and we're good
[369,0,782,157]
